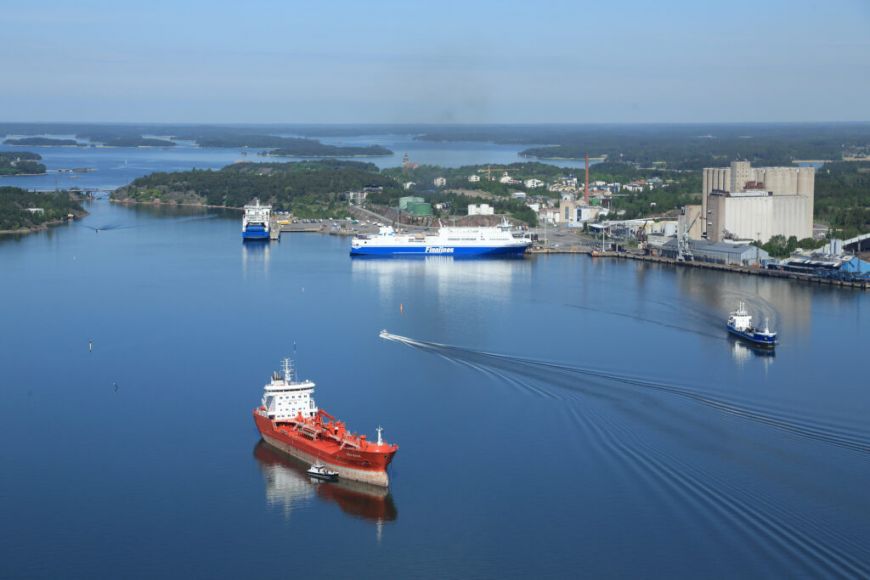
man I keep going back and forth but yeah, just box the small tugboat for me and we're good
[727,301,777,348]
[307,463,339,481]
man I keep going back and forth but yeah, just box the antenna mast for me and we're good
[584,152,590,205]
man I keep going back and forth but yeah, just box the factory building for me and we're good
[660,238,770,266]
[706,189,811,243]
[701,160,814,242]
[559,195,605,226]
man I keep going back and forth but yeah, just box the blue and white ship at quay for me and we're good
[726,301,778,347]
[350,218,532,257]
[242,199,271,241]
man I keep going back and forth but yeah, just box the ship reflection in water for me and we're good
[351,254,531,304]
[241,241,271,278]
[729,336,776,368]
[253,441,397,531]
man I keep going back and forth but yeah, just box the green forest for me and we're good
[267,139,392,157]
[4,137,81,146]
[112,160,403,217]
[815,162,870,238]
[0,187,84,231]
[70,132,176,147]
[0,152,46,175]
[104,155,870,234]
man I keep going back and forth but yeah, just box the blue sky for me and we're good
[2,0,868,123]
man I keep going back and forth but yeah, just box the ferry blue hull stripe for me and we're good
[350,245,528,256]
[242,226,269,240]
[727,325,777,346]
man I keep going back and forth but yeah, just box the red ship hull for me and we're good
[253,409,397,487]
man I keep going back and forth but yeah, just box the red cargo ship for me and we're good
[253,358,398,487]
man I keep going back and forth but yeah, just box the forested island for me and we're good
[0,187,86,233]
[91,136,176,147]
[0,152,47,175]
[267,139,392,158]
[113,160,560,225]
[4,137,82,147]
[190,134,392,156]
[111,160,402,218]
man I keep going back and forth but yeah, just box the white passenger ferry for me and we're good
[350,218,531,257]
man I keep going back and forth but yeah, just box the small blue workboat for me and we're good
[727,301,777,347]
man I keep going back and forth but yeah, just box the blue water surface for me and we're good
[1,189,869,578]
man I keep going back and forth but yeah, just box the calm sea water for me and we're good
[0,134,591,192]
[1,198,868,578]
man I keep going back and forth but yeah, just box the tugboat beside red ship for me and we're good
[253,441,398,523]
[253,358,398,487]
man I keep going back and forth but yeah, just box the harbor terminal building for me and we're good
[701,161,815,243]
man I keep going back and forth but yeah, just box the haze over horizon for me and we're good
[2,0,868,125]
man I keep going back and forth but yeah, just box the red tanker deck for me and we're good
[253,358,397,487]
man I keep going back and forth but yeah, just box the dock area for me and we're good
[268,216,377,241]
[264,212,866,290]
[584,250,869,290]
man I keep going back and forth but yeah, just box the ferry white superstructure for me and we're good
[350,218,531,256]
[242,199,271,241]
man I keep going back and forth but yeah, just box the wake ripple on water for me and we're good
[380,331,870,576]
[380,332,870,455]
[572,401,870,577]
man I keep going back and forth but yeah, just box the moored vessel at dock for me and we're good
[253,358,398,487]
[242,199,271,241]
[350,218,531,257]
[726,301,777,347]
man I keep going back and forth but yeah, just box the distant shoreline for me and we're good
[0,211,87,236]
[263,152,392,159]
[111,198,243,211]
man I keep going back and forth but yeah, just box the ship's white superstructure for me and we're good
[262,358,318,421]
[727,301,753,332]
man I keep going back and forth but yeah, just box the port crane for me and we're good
[677,208,700,262]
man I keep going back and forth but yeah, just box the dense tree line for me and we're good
[4,137,81,146]
[815,161,870,237]
[100,137,176,147]
[0,152,46,175]
[112,160,404,213]
[267,140,391,157]
[72,132,176,147]
[0,187,84,230]
[756,235,825,258]
[384,162,569,195]
[609,190,702,220]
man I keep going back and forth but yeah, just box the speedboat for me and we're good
[307,463,339,481]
